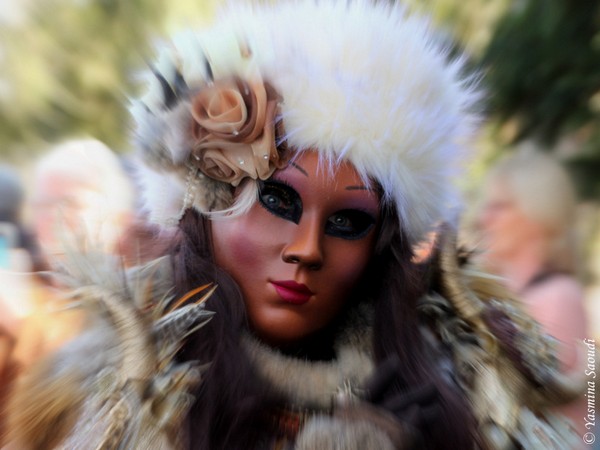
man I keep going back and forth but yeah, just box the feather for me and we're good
[5,253,215,449]
[422,224,585,449]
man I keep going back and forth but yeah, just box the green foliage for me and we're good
[0,0,166,156]
[481,0,600,146]
[480,0,600,199]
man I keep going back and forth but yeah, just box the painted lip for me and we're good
[271,280,313,305]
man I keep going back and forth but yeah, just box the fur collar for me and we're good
[242,303,375,409]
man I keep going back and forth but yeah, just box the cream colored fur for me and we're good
[243,302,374,409]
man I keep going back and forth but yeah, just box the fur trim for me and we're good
[242,303,374,409]
[132,0,479,243]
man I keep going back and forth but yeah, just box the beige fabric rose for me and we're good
[190,77,288,186]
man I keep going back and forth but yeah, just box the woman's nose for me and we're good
[281,216,323,270]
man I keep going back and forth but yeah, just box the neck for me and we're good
[273,324,338,361]
[485,240,548,293]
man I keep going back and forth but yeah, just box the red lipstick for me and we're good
[271,280,313,305]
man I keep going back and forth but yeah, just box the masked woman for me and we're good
[6,2,579,450]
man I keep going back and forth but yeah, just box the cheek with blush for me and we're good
[212,218,260,276]
[210,206,284,297]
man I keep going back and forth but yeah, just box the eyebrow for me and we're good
[346,185,375,192]
[289,161,308,177]
[287,163,376,192]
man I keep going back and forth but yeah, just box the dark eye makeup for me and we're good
[257,180,377,240]
[326,209,376,240]
[258,180,303,224]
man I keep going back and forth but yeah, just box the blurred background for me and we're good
[0,0,598,338]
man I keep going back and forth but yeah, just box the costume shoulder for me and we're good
[5,253,214,450]
[419,225,585,450]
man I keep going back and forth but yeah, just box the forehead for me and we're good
[276,151,372,190]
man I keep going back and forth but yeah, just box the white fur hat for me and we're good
[132,0,479,244]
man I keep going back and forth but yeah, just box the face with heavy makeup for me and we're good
[211,151,380,347]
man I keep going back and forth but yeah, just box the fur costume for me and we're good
[4,232,584,449]
[3,253,392,449]
[419,228,584,449]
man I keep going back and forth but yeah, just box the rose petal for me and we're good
[205,89,246,130]
[195,142,257,186]
[202,151,236,180]
[191,79,249,138]
[189,77,289,188]
[235,79,265,142]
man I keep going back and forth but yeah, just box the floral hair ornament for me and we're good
[132,1,479,243]
[189,76,287,187]
[132,28,289,226]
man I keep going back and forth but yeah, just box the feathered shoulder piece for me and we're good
[420,225,585,450]
[5,253,214,449]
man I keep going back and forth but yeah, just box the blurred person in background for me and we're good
[0,139,136,445]
[476,150,589,438]
[3,139,136,402]
[12,137,135,351]
[30,138,135,262]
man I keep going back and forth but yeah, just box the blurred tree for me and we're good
[0,0,225,157]
[0,0,166,155]
[480,0,600,198]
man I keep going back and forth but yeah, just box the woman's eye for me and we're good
[326,210,376,240]
[257,181,302,224]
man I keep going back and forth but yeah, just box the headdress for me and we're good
[132,0,479,243]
